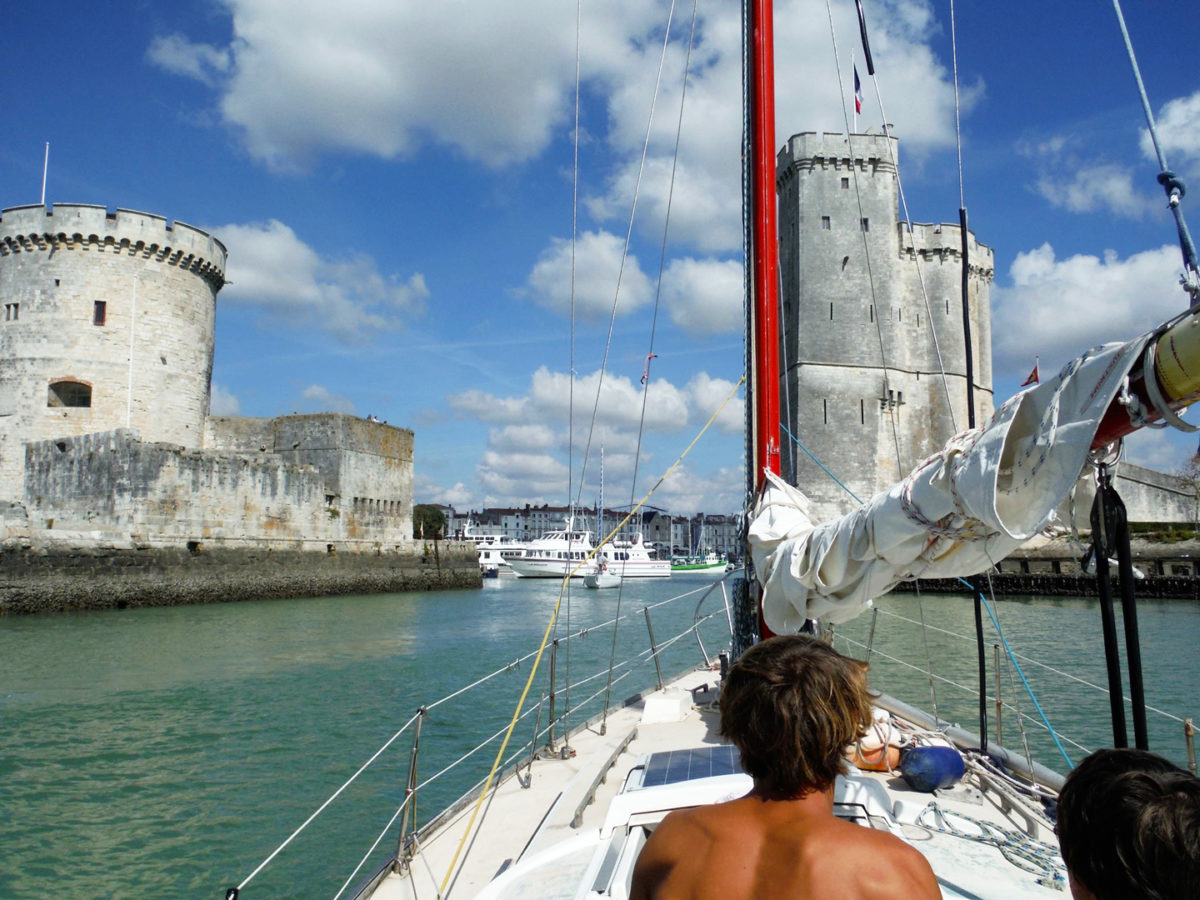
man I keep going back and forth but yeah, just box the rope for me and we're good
[781,422,864,505]
[917,803,1066,889]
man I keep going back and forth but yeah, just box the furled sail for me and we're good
[748,335,1152,629]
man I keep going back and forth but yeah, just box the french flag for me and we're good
[854,66,862,114]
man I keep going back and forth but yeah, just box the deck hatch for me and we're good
[640,745,741,787]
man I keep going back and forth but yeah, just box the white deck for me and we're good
[366,667,1067,899]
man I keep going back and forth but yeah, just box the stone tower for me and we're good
[0,204,227,499]
[776,132,994,521]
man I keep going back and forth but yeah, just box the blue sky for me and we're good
[3,0,1199,516]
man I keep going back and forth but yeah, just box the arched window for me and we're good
[48,380,92,408]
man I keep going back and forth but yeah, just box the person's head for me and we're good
[718,634,872,799]
[1056,747,1200,900]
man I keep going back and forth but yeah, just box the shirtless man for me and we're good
[630,634,940,899]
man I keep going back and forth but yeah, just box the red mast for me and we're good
[749,0,781,489]
[749,0,781,638]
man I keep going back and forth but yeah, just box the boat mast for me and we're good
[748,0,781,488]
[746,0,782,639]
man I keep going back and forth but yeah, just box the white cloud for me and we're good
[299,384,356,414]
[583,0,966,255]
[1035,163,1154,218]
[1144,90,1200,170]
[149,0,662,171]
[991,242,1186,378]
[524,230,652,318]
[213,219,428,343]
[209,383,241,415]
[146,34,230,86]
[443,365,741,507]
[661,257,743,336]
[655,463,745,515]
[684,372,744,434]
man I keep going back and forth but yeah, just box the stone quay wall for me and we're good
[899,538,1200,599]
[0,541,480,614]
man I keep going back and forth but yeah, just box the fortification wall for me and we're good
[1114,463,1196,524]
[0,204,226,502]
[20,423,416,548]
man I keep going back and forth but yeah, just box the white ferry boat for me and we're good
[506,523,595,579]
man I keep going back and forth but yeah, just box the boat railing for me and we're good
[833,604,1198,775]
[225,578,736,899]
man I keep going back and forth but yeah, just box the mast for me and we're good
[745,0,781,640]
[748,0,781,488]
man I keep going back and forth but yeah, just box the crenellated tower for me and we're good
[776,132,994,521]
[0,204,227,499]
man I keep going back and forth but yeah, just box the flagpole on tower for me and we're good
[40,142,49,207]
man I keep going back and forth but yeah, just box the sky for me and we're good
[3,0,1200,518]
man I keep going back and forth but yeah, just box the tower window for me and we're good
[4,303,18,321]
[830,302,834,321]
[821,215,831,230]
[860,399,865,424]
[822,398,827,424]
[93,301,107,326]
[869,305,874,322]
[861,218,870,232]
[48,380,92,408]
[841,177,849,189]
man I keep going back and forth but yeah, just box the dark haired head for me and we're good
[718,634,872,798]
[1057,748,1200,900]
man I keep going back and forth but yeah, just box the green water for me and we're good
[1,577,1196,898]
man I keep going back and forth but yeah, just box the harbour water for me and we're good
[1,574,1196,898]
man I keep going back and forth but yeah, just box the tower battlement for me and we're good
[0,204,226,288]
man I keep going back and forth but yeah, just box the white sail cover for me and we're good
[749,337,1151,630]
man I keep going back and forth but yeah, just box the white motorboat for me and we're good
[506,522,596,579]
[598,533,670,579]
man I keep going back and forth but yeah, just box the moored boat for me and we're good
[506,522,595,579]
[669,551,726,574]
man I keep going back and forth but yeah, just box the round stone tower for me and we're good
[0,204,227,500]
[776,132,994,521]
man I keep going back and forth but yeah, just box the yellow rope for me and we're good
[436,373,744,895]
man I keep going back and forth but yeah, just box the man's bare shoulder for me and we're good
[819,818,941,898]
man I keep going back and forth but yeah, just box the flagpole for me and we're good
[40,142,49,206]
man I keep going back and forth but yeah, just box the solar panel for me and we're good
[640,745,743,787]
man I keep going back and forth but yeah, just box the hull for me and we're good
[508,558,586,578]
[583,571,622,589]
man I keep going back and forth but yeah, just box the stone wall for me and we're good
[0,541,480,614]
[21,421,415,548]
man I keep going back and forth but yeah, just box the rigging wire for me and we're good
[437,372,744,894]
[1110,0,1200,299]
[572,0,679,514]
[822,0,905,483]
